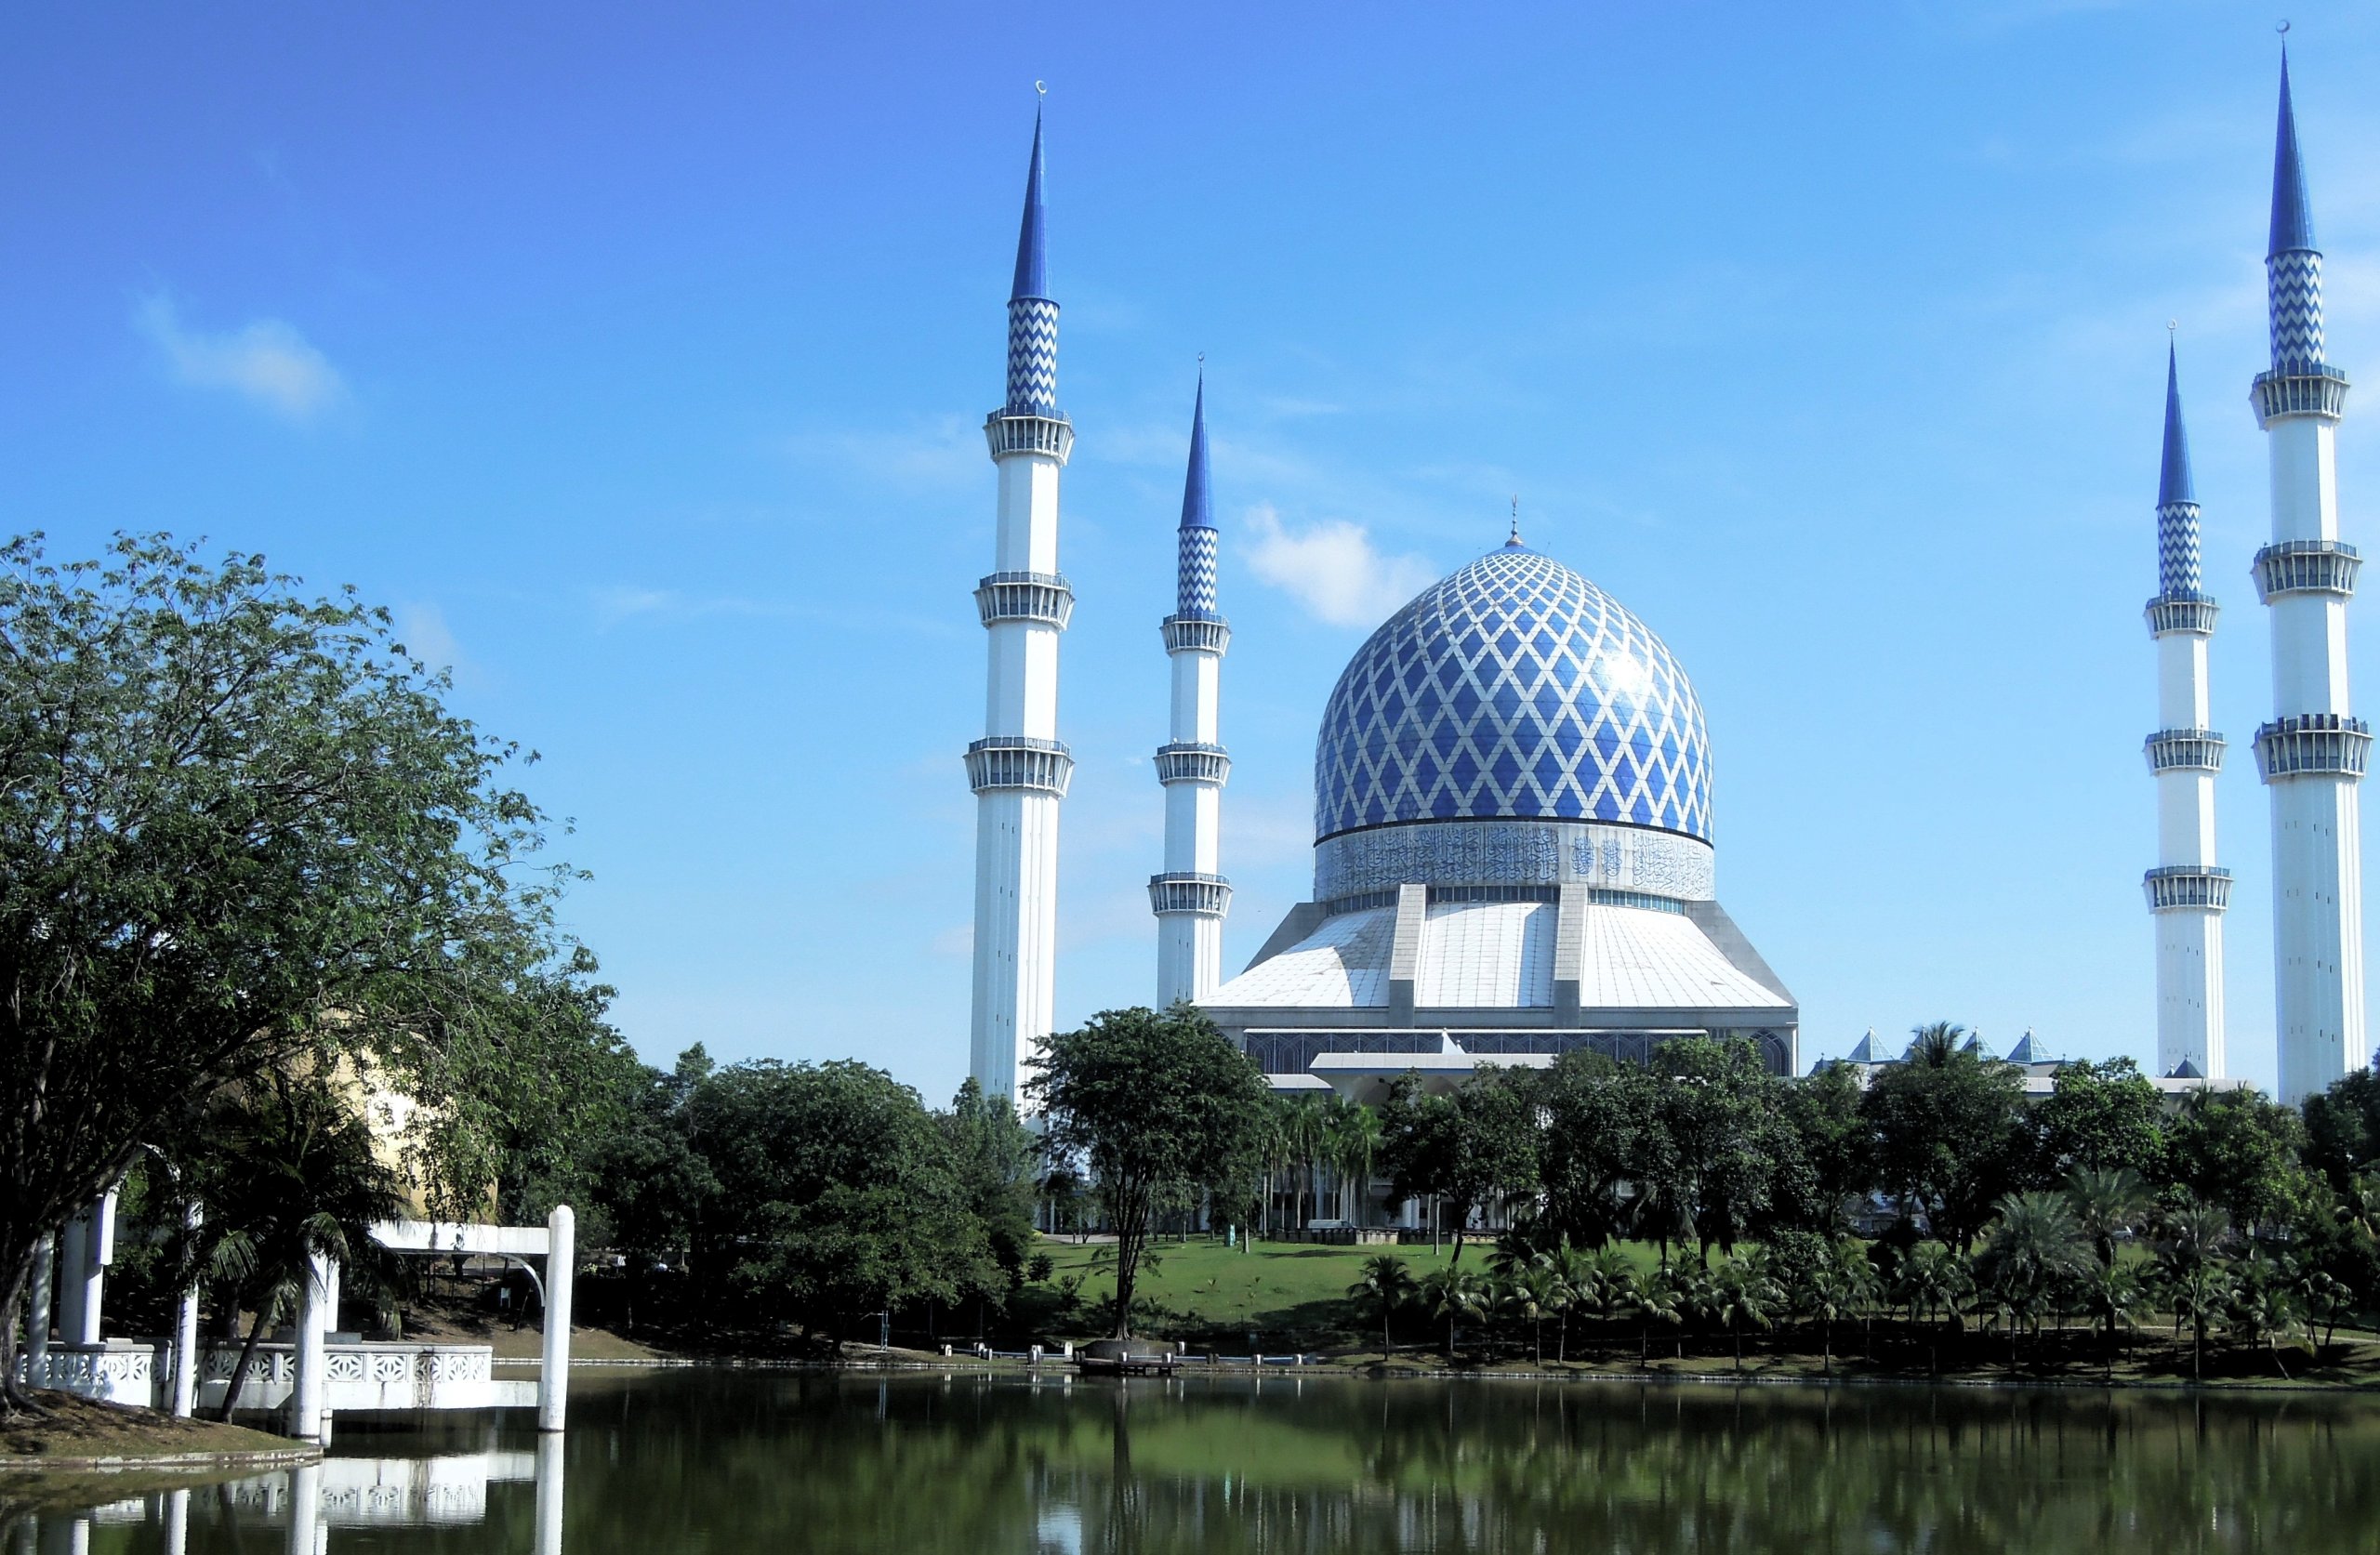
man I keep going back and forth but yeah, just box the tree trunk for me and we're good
[213,1304,276,1423]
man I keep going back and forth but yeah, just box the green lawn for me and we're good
[1030,1234,1664,1350]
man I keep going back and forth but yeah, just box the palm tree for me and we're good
[2229,1254,2304,1378]
[1975,1191,2093,1370]
[1544,1245,1601,1364]
[1585,1246,1639,1359]
[1905,1021,1967,1068]
[1346,1254,1417,1358]
[1506,1266,1566,1366]
[1711,1256,1781,1373]
[1800,1257,1858,1377]
[1419,1264,1489,1360]
[2064,1166,2154,1269]
[174,1076,403,1421]
[1326,1099,1383,1226]
[2079,1262,2141,1380]
[1633,1269,1683,1365]
[2153,1203,2234,1380]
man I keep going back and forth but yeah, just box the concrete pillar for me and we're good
[25,1232,53,1371]
[537,1205,575,1432]
[285,1461,323,1555]
[55,1217,86,1348]
[163,1488,191,1555]
[66,1189,116,1348]
[535,1428,567,1555]
[287,1250,331,1443]
[171,1206,202,1418]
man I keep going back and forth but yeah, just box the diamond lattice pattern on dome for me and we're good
[1315,547,1712,842]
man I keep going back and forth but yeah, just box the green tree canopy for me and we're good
[2303,1066,2380,1193]
[1860,1022,2028,1250]
[0,534,599,1406]
[1377,1065,1540,1260]
[1030,1004,1270,1336]
[2165,1087,2307,1237]
[2030,1057,2170,1181]
[690,1058,995,1343]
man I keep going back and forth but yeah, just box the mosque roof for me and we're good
[1313,547,1712,844]
[1206,898,1788,1014]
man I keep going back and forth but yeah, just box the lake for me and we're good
[13,1367,2380,1552]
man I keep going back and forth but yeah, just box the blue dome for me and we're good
[1315,546,1712,843]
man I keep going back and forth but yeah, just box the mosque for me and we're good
[963,56,2366,1108]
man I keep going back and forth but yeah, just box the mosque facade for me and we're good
[966,56,2367,1105]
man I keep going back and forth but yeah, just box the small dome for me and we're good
[1314,546,1712,842]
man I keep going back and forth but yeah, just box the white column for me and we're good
[535,1427,567,1555]
[285,1462,324,1555]
[163,1489,191,1555]
[25,1232,52,1370]
[970,424,1072,1105]
[73,1189,114,1348]
[537,1205,575,1432]
[287,1250,330,1443]
[2259,402,2365,1103]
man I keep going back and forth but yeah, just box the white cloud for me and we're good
[1243,504,1434,628]
[135,295,345,421]
[393,601,468,675]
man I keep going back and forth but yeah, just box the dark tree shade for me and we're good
[2030,1058,2171,1183]
[1378,1065,1540,1261]
[1859,1024,2029,1252]
[1030,1006,1270,1336]
[2304,1066,2380,1193]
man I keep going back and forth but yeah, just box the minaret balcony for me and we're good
[2253,539,2360,601]
[975,572,1075,629]
[965,736,1074,797]
[2144,729,2226,773]
[2252,364,2348,426]
[1160,613,1232,654]
[2254,714,2373,782]
[983,411,1075,463]
[1148,872,1232,916]
[2143,865,2232,913]
[1153,743,1231,785]
[2144,595,2218,636]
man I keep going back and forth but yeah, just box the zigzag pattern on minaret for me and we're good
[2269,250,2326,372]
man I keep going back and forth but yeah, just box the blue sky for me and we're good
[7,2,2380,1100]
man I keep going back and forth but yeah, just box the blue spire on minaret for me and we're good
[1002,99,1060,415]
[2269,54,2316,258]
[2160,342,2194,507]
[1011,106,1049,301]
[1175,372,1219,617]
[2265,53,2328,375]
[2156,340,2203,600]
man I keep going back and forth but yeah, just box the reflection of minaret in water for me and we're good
[966,98,1075,1100]
[2248,53,2368,1103]
[1151,371,1231,1003]
[2142,341,2229,1081]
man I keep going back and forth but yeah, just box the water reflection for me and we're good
[8,1371,2380,1553]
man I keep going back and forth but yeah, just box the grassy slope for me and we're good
[1,1390,301,1475]
[1027,1235,2380,1386]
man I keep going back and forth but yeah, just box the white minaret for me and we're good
[2144,342,2229,1080]
[967,104,1074,1102]
[2251,55,2369,1105]
[1150,374,1231,1003]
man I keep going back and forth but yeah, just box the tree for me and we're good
[1648,1037,1793,1258]
[1861,1022,2028,1250]
[1505,1265,1566,1366]
[0,534,592,1411]
[1537,1052,1665,1249]
[1418,1263,1488,1359]
[1377,1067,1540,1261]
[2166,1088,2307,1237]
[2030,1058,2170,1181]
[1771,1061,1874,1235]
[1324,1098,1383,1226]
[942,1080,1038,1285]
[2227,1253,2304,1378]
[691,1060,995,1345]
[2153,1203,2234,1381]
[2303,1066,2380,1193]
[164,1074,404,1419]
[1030,1006,1270,1337]
[584,1048,719,1332]
[1709,1253,1781,1372]
[2063,1166,2154,1270]
[2079,1261,2142,1379]
[1974,1192,2092,1367]
[1346,1254,1416,1357]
